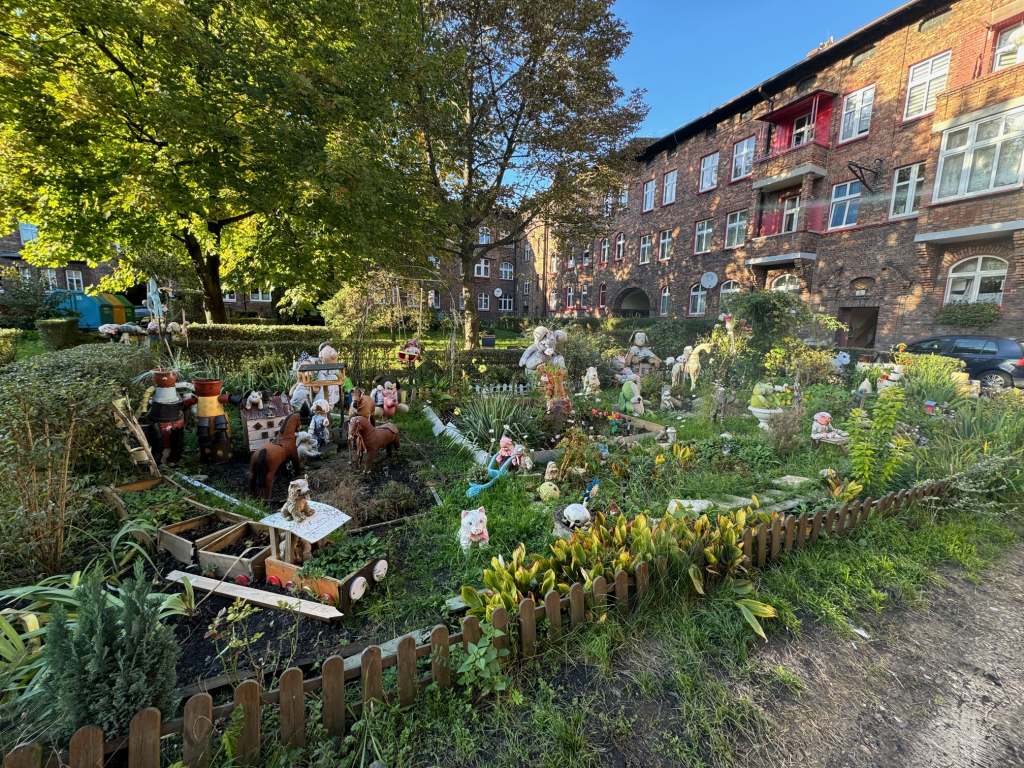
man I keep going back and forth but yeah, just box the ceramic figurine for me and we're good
[381,381,408,418]
[624,331,662,371]
[811,412,850,447]
[832,351,851,372]
[582,366,602,397]
[249,412,304,498]
[857,378,873,395]
[192,379,241,463]
[459,506,489,550]
[537,481,560,502]
[519,326,567,372]
[141,369,191,465]
[749,382,776,409]
[560,501,591,529]
[544,461,560,482]
[244,391,264,411]
[660,384,681,411]
[685,343,711,392]
[348,414,400,470]
[295,431,321,462]
[711,381,730,423]
[281,478,313,523]
[671,347,692,388]
[397,338,422,364]
[310,398,332,452]
[538,363,570,416]
[719,313,736,346]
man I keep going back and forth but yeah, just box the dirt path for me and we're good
[744,544,1024,768]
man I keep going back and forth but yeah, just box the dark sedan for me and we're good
[905,335,1024,389]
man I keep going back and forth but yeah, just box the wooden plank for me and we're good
[809,511,824,545]
[519,597,536,657]
[234,680,261,765]
[431,625,451,687]
[770,515,783,560]
[742,527,753,565]
[165,571,342,621]
[128,708,161,768]
[545,590,562,637]
[756,524,767,567]
[361,646,383,703]
[397,635,417,707]
[182,693,214,768]
[569,583,585,626]
[795,514,808,548]
[592,576,607,611]
[492,608,509,659]
[614,570,629,615]
[461,615,481,650]
[279,668,305,749]
[783,516,795,553]
[2,744,41,768]
[69,726,104,768]
[635,562,650,598]
[321,656,346,738]
[859,498,873,526]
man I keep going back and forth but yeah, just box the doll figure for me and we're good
[310,398,332,452]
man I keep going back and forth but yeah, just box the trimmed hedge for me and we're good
[35,317,79,350]
[0,328,22,365]
[935,302,1000,329]
[186,323,330,342]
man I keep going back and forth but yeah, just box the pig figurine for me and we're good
[459,506,490,551]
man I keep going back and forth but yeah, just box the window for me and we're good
[890,163,926,217]
[498,295,514,313]
[18,222,38,243]
[500,261,514,280]
[694,219,713,254]
[458,261,465,277]
[600,238,609,264]
[428,255,440,268]
[568,253,576,269]
[522,243,533,261]
[639,234,652,264]
[598,283,608,308]
[725,210,748,248]
[642,179,656,211]
[602,194,614,216]
[688,284,706,316]
[994,21,1024,71]
[781,196,800,233]
[250,288,273,302]
[428,289,441,309]
[840,85,875,142]
[473,259,490,278]
[549,290,557,310]
[660,286,671,316]
[662,170,677,204]
[19,267,32,283]
[658,229,673,260]
[478,292,490,311]
[944,256,1007,304]
[829,181,861,229]
[771,274,801,293]
[479,226,492,244]
[565,286,575,307]
[719,280,740,307]
[618,186,629,208]
[223,291,237,302]
[581,247,591,266]
[65,270,84,292]
[43,268,58,291]
[935,107,1024,201]
[699,152,719,191]
[523,280,531,295]
[951,339,999,355]
[614,233,625,261]
[904,51,951,119]
[732,136,756,180]
[580,284,590,309]
[791,113,814,147]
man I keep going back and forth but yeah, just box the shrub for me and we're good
[45,564,179,740]
[559,329,617,384]
[728,291,844,352]
[0,328,22,365]
[849,386,909,494]
[645,318,715,356]
[35,317,79,350]
[935,302,1000,329]
[0,267,64,329]
[893,351,965,404]
[766,406,808,457]
[456,392,541,448]
[187,323,332,342]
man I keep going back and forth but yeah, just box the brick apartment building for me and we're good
[549,0,1024,348]
[0,224,113,295]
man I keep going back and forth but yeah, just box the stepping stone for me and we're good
[761,498,805,514]
[716,495,755,510]
[772,475,813,489]
[666,499,713,515]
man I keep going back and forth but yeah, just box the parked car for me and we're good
[904,335,1024,389]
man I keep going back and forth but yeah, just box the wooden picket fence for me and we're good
[1,477,952,768]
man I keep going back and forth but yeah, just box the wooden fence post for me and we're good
[461,615,481,650]
[545,590,562,638]
[128,707,161,768]
[783,516,795,553]
[592,576,608,612]
[742,527,753,565]
[397,635,418,707]
[492,607,510,658]
[361,646,384,704]
[795,514,808,548]
[234,679,262,765]
[770,515,783,559]
[2,744,41,768]
[809,510,824,545]
[321,656,346,738]
[279,667,305,750]
[635,561,650,599]
[614,570,629,615]
[519,597,536,657]
[569,583,585,626]
[430,625,451,687]
[183,693,214,768]
[69,726,104,768]
[756,524,767,567]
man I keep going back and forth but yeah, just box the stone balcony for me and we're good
[744,229,822,268]
[751,141,829,192]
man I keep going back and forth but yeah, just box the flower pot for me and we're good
[748,405,783,431]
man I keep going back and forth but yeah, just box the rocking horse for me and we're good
[249,412,304,499]
[348,415,400,470]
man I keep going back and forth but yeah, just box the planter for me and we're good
[748,405,783,431]
[198,522,272,584]
[481,334,496,348]
[265,556,388,613]
[157,510,248,564]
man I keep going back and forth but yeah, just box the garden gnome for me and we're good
[624,330,662,371]
[142,369,190,464]
[190,379,241,463]
[811,412,850,447]
[310,398,332,452]
[544,461,559,482]
[459,506,489,551]
[671,347,692,388]
[582,366,602,397]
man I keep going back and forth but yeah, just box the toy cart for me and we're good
[157,510,249,564]
[241,394,294,454]
[260,503,388,613]
[198,522,272,584]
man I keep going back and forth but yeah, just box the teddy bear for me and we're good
[459,506,489,551]
[624,330,662,371]
[519,326,567,372]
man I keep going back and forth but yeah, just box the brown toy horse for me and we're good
[249,412,303,499]
[348,415,400,470]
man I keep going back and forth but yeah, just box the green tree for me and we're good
[414,0,646,348]
[0,0,434,321]
[0,266,64,328]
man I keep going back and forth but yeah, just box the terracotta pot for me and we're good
[153,369,177,388]
[193,378,223,397]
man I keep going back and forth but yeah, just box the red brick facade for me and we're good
[0,228,112,293]
[551,0,1024,347]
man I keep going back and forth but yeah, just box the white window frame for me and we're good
[43,268,58,292]
[904,51,951,120]
[598,282,608,308]
[580,284,590,309]
[660,286,671,317]
[477,292,490,311]
[658,229,673,261]
[719,280,740,304]
[18,222,38,243]
[781,196,800,233]
[699,152,719,192]
[688,284,706,316]
[731,136,756,180]
[839,84,875,142]
[828,181,861,230]
[642,179,656,211]
[523,280,531,296]
[500,261,514,280]
[662,169,677,205]
[222,291,237,303]
[791,113,815,147]
[639,234,652,264]
[250,288,272,302]
[934,106,1024,202]
[582,247,591,266]
[725,210,748,248]
[600,238,609,264]
[618,186,629,208]
[614,233,625,261]
[565,286,575,307]
[478,226,492,244]
[694,219,713,254]
[944,256,1007,305]
[473,259,490,278]
[498,294,514,313]
[65,269,84,292]
[771,274,801,293]
[994,21,1024,72]
[890,163,926,218]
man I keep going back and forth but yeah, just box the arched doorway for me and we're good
[614,287,652,317]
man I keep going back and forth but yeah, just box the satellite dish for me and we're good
[493,287,503,298]
[700,271,719,289]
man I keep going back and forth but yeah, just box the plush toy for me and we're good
[295,431,321,462]
[381,381,408,418]
[281,478,313,522]
[289,352,316,415]
[519,326,568,372]
[832,351,851,372]
[244,391,265,411]
[624,330,662,370]
[459,506,489,551]
[618,378,642,414]
[371,384,385,419]
[316,343,343,409]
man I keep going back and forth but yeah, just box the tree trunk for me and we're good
[183,231,227,323]
[461,276,478,350]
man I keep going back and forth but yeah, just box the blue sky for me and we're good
[611,0,902,137]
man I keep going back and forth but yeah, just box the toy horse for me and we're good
[348,415,400,470]
[249,412,304,499]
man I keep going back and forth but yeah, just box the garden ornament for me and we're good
[371,384,386,419]
[671,347,692,388]
[711,382,730,423]
[719,313,736,347]
[544,461,560,482]
[617,378,642,414]
[295,431,321,462]
[519,325,567,372]
[537,481,560,502]
[582,366,602,397]
[349,387,375,422]
[316,343,343,408]
[560,501,591,529]
[624,330,662,370]
[811,412,850,447]
[749,382,776,409]
[381,380,408,418]
[660,384,681,411]
[249,412,305,498]
[857,378,873,394]
[281,479,313,523]
[141,369,190,465]
[99,322,146,344]
[310,398,332,451]
[459,506,490,551]
[192,379,241,463]
[685,343,711,391]
[538,363,571,416]
[466,436,526,498]
[244,391,264,411]
[289,352,316,413]
[832,350,851,372]
[397,338,422,364]
[348,414,400,471]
